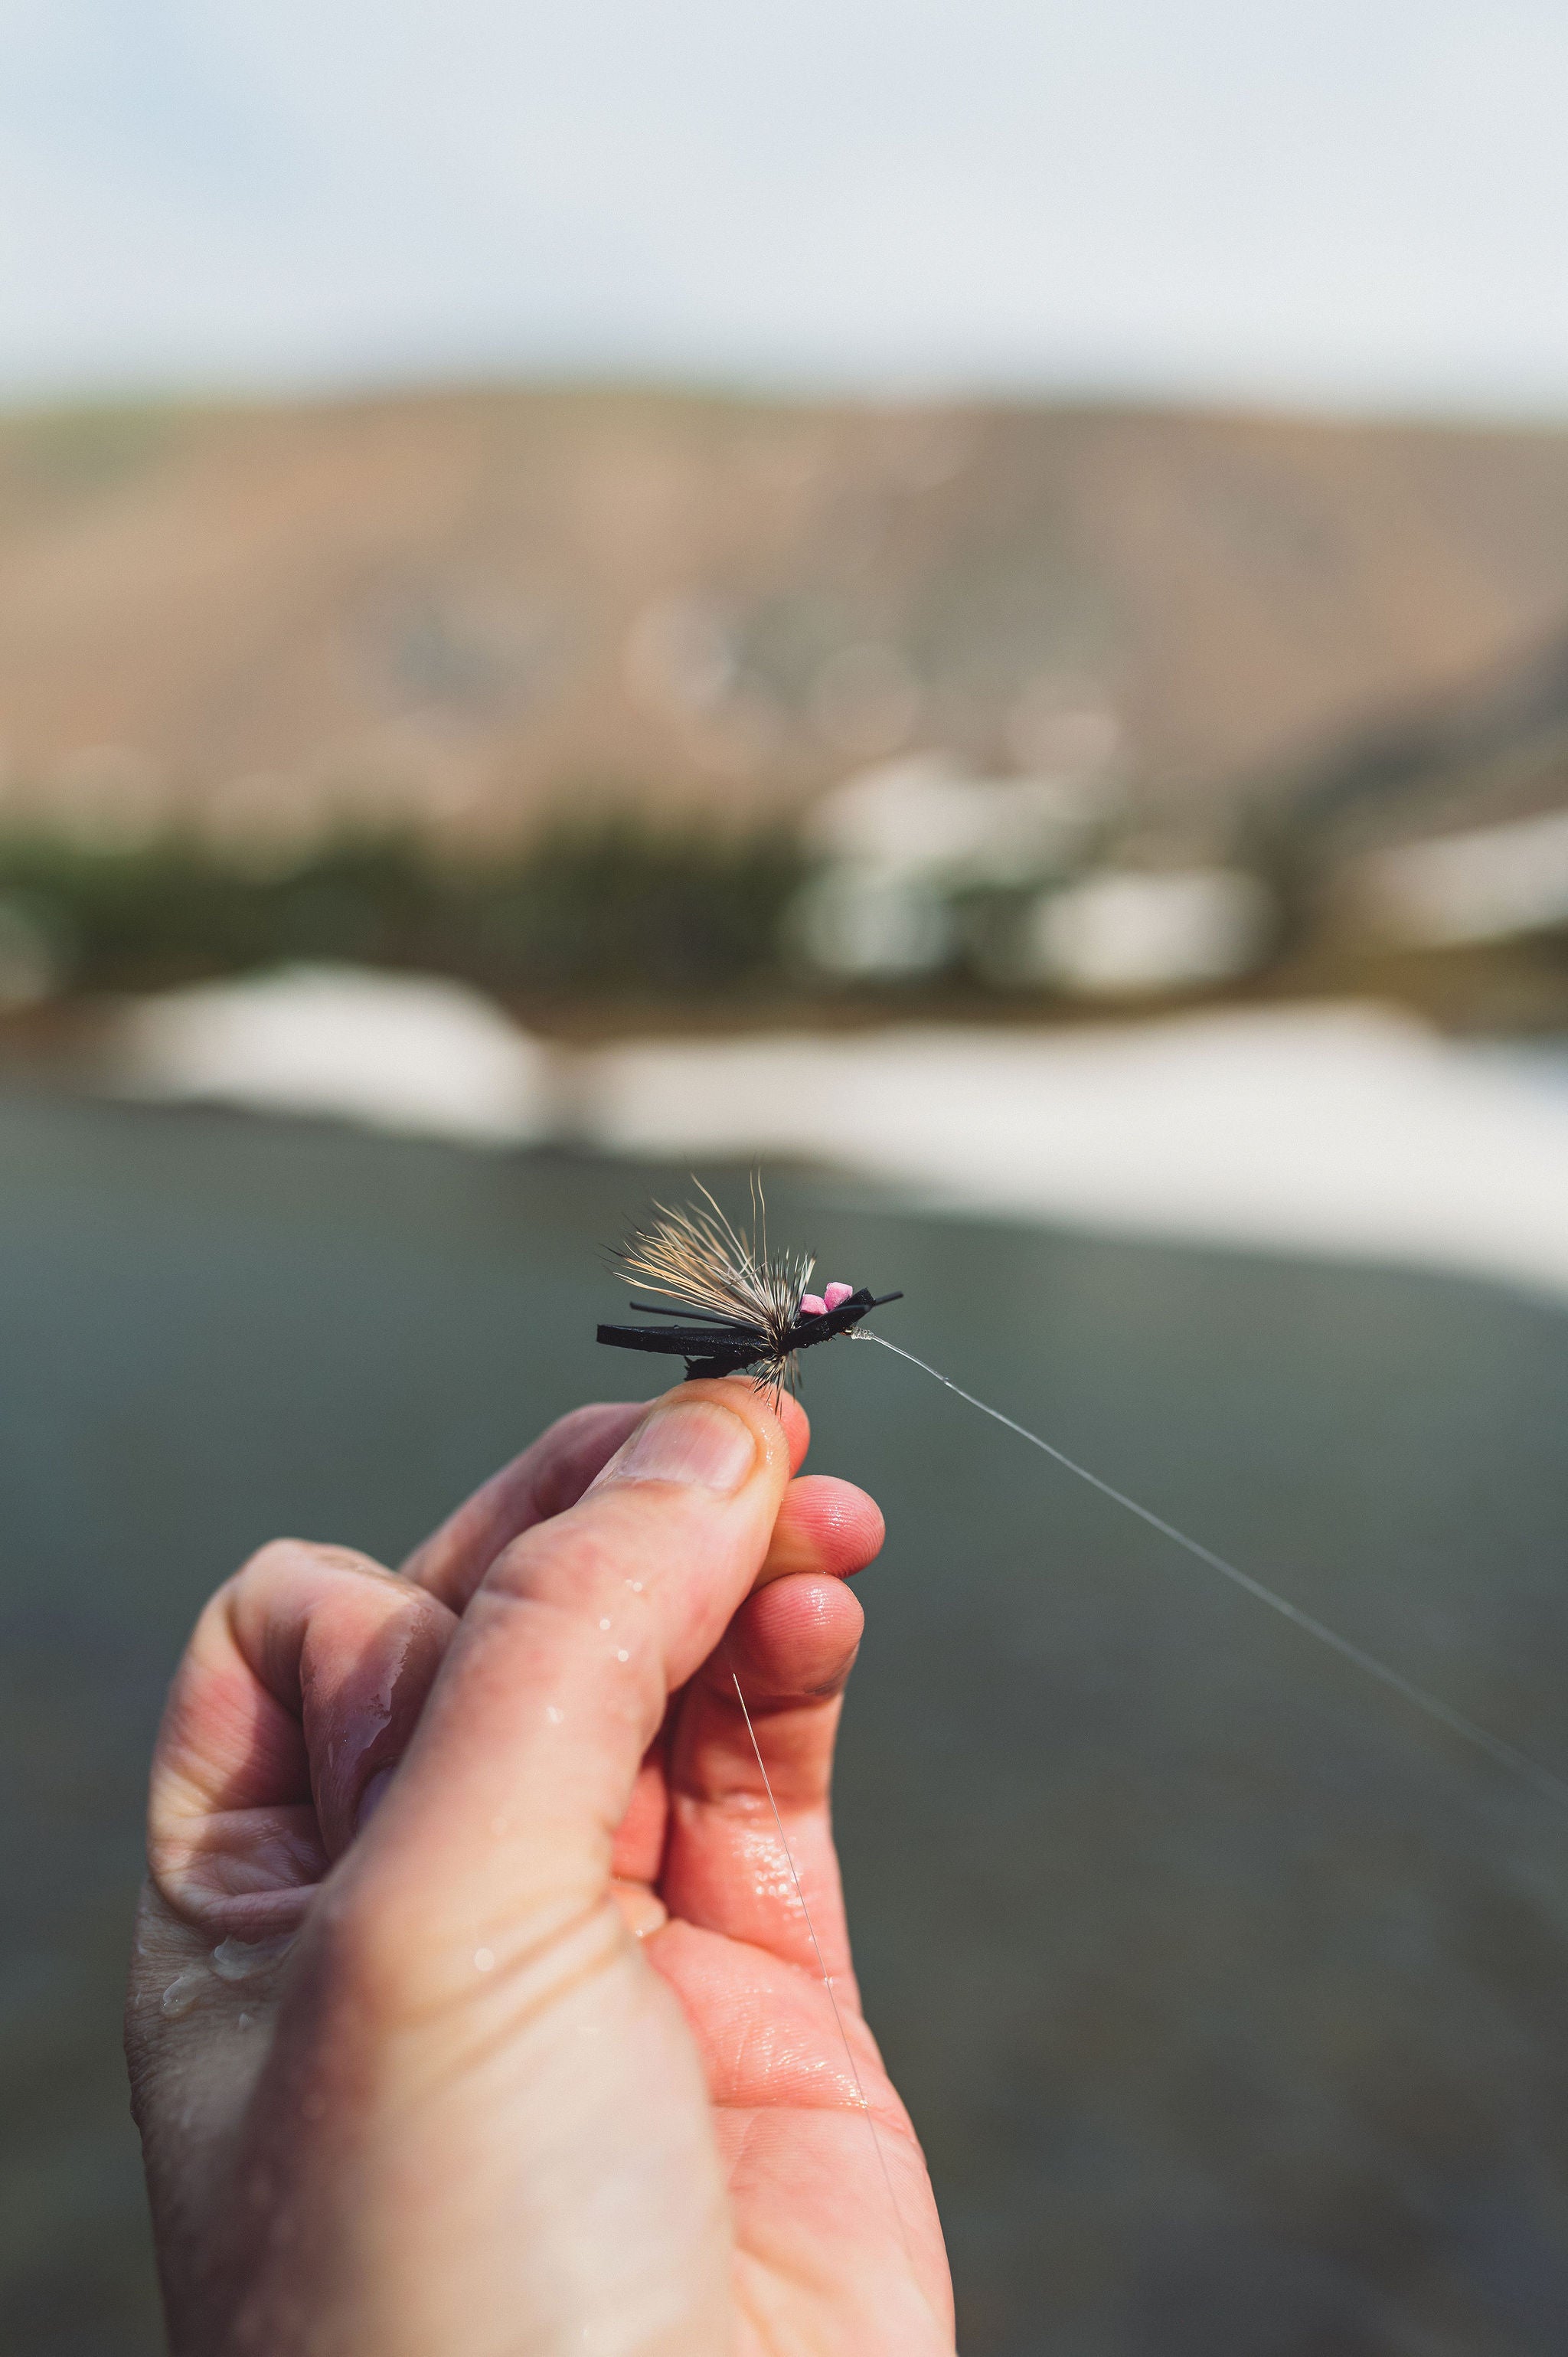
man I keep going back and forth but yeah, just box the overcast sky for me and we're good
[2,0,1566,414]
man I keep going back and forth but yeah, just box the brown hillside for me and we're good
[5,387,1568,845]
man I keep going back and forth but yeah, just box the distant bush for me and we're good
[0,814,811,1005]
[460,819,808,998]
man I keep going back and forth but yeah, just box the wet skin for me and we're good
[126,1381,956,2356]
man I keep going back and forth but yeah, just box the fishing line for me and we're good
[726,1657,915,2265]
[854,1329,1568,1814]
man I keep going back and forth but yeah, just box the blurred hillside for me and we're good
[8,386,1568,847]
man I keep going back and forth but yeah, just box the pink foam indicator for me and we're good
[822,1281,854,1311]
[799,1293,828,1319]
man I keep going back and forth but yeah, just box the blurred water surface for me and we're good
[2,1090,1568,2355]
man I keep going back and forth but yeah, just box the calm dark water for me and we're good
[3,1089,1568,2356]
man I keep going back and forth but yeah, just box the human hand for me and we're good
[126,1380,955,2355]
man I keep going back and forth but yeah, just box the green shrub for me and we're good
[0,812,810,1002]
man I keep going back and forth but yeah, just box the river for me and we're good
[3,1087,1567,2355]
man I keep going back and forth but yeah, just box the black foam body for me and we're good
[596,1287,902,1380]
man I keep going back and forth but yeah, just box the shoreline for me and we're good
[57,963,1568,1312]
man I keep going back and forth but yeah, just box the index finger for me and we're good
[405,1391,815,1610]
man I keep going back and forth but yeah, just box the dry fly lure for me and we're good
[596,1182,902,1396]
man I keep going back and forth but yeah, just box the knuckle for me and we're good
[540,1402,606,1452]
[232,1535,315,1585]
[239,1535,390,1585]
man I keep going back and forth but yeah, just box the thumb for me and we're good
[335,1381,791,1987]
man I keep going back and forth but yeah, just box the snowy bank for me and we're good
[105,966,1568,1307]
[111,964,554,1145]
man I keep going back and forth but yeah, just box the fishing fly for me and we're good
[596,1182,902,1396]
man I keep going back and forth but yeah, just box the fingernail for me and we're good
[596,1401,756,1493]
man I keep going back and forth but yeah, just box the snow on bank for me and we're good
[112,965,554,1144]
[106,966,1568,1306]
[587,1007,1568,1303]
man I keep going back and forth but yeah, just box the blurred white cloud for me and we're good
[2,0,1566,410]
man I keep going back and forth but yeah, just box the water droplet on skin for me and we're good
[211,1934,293,1982]
[475,1947,495,1973]
[545,1705,564,1725]
[237,2012,255,2031]
[598,1617,612,1632]
[615,1649,629,1663]
[161,1966,206,2016]
[625,1580,643,1593]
